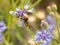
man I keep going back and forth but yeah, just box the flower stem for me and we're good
[54,12,60,43]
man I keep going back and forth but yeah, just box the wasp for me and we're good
[22,13,33,29]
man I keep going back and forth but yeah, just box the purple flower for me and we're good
[9,8,25,18]
[15,8,26,16]
[0,21,7,43]
[0,33,3,43]
[0,21,6,32]
[46,15,56,34]
[9,4,34,18]
[34,29,52,45]
[46,15,56,25]
[40,15,56,34]
[48,25,54,34]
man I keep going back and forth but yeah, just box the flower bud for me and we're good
[47,6,51,13]
[51,3,57,12]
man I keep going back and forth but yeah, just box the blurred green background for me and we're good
[0,0,60,45]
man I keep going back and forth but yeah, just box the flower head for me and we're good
[46,15,56,25]
[9,8,24,18]
[34,29,52,45]
[0,21,6,32]
[9,4,34,18]
[48,25,54,34]
[0,33,3,43]
[40,14,56,34]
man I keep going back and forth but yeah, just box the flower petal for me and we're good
[24,4,29,9]
[28,8,34,12]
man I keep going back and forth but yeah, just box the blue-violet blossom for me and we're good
[9,4,34,18]
[0,21,6,32]
[40,15,56,34]
[46,15,56,26]
[0,21,6,43]
[34,29,52,45]
[0,33,3,43]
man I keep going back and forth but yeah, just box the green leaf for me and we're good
[29,0,41,9]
